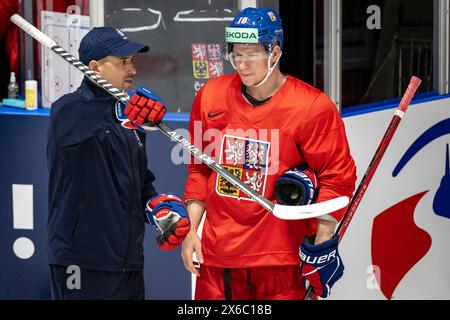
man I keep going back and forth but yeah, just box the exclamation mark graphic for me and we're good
[12,184,35,259]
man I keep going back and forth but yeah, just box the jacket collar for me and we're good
[80,76,116,99]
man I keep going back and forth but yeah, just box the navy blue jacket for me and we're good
[47,78,157,271]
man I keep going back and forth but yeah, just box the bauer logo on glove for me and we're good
[145,194,191,251]
[274,166,318,206]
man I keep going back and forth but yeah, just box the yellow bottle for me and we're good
[25,80,38,111]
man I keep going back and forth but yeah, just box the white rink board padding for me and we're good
[332,97,450,300]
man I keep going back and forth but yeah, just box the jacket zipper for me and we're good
[122,128,137,272]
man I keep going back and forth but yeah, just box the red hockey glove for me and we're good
[146,194,190,251]
[124,87,166,125]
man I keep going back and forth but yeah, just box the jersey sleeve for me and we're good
[184,86,213,202]
[297,93,357,222]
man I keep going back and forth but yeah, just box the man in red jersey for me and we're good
[181,7,357,300]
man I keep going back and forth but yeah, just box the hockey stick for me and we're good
[303,76,422,300]
[11,14,349,221]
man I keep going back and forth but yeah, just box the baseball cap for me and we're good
[78,27,149,64]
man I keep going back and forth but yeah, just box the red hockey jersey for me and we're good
[184,74,356,268]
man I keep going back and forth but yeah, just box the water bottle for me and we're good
[7,72,19,99]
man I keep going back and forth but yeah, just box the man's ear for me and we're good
[271,45,282,65]
[88,60,99,72]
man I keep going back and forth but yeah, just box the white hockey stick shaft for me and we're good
[11,14,348,220]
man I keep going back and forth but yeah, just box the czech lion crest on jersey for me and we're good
[216,135,270,200]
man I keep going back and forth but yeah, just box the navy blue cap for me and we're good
[78,27,149,64]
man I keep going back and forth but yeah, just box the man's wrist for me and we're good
[314,219,337,245]
[314,233,333,245]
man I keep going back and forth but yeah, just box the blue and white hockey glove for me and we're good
[299,234,344,298]
[124,86,166,125]
[274,166,318,205]
[146,194,190,251]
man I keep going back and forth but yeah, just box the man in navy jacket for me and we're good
[47,27,190,299]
